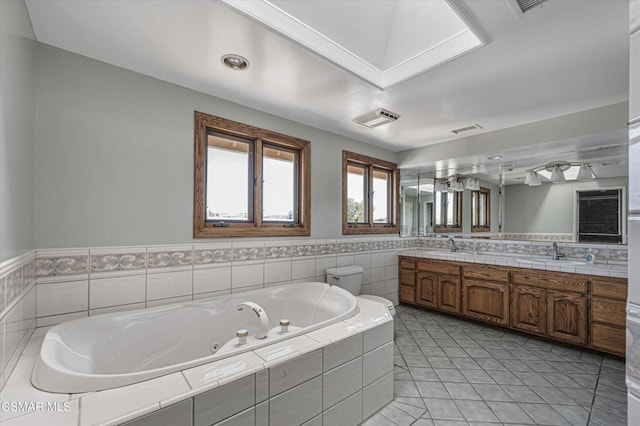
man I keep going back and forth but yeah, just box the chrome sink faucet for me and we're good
[448,237,459,253]
[552,242,565,260]
[237,302,270,339]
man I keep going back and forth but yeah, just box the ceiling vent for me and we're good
[353,108,400,128]
[517,0,549,13]
[451,123,483,134]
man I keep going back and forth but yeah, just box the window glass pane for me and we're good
[372,169,390,223]
[446,192,456,226]
[471,192,478,226]
[206,133,252,221]
[263,145,296,222]
[434,192,443,225]
[479,192,487,226]
[347,164,367,223]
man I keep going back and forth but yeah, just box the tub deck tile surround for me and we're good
[0,298,394,426]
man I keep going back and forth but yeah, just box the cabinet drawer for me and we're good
[591,323,625,356]
[399,257,416,269]
[417,259,461,275]
[591,277,627,300]
[399,268,415,287]
[463,264,509,283]
[512,270,587,294]
[591,298,626,326]
[399,285,416,304]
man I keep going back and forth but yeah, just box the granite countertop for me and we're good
[400,249,628,279]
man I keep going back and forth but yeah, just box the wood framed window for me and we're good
[342,151,399,235]
[471,187,491,232]
[194,112,310,238]
[434,190,462,233]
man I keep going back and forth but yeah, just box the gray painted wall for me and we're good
[503,177,628,234]
[34,44,397,248]
[0,0,36,262]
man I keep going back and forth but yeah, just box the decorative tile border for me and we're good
[91,252,146,273]
[500,233,574,242]
[147,249,193,268]
[0,250,38,390]
[195,247,232,264]
[1,251,36,317]
[36,255,88,277]
[417,236,626,263]
[30,236,628,280]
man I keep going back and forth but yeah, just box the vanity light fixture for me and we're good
[524,161,595,186]
[464,177,480,191]
[221,54,250,70]
[577,163,595,181]
[450,179,465,192]
[486,155,502,160]
[550,164,566,183]
[434,179,448,192]
[524,171,541,186]
[435,175,481,192]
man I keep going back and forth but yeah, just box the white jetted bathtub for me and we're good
[32,282,358,393]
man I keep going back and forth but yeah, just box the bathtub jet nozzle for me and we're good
[237,302,270,339]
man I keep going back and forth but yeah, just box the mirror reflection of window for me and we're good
[434,190,462,232]
[471,187,491,232]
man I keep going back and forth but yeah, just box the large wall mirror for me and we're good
[400,129,628,244]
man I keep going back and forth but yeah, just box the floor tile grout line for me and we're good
[391,305,626,426]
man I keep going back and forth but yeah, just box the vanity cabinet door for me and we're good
[511,285,546,335]
[547,291,587,345]
[416,271,438,308]
[462,280,510,326]
[437,275,461,314]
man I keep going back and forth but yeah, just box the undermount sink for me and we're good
[515,258,590,267]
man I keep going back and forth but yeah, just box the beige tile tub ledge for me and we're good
[0,299,393,426]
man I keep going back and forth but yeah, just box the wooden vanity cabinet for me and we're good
[417,259,461,314]
[512,268,589,345]
[590,276,627,355]
[547,291,587,345]
[511,285,547,335]
[462,265,510,326]
[398,255,628,357]
[416,271,437,308]
[398,257,416,304]
[438,275,461,314]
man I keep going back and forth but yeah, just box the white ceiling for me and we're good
[24,0,629,152]
[225,0,483,88]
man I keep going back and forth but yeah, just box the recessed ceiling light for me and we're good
[221,54,249,71]
[486,156,502,160]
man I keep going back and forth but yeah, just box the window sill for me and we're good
[342,225,399,235]
[471,227,491,233]
[434,226,462,233]
[194,224,310,238]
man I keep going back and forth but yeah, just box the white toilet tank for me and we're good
[326,265,363,295]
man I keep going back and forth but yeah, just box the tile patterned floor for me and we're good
[364,305,627,426]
